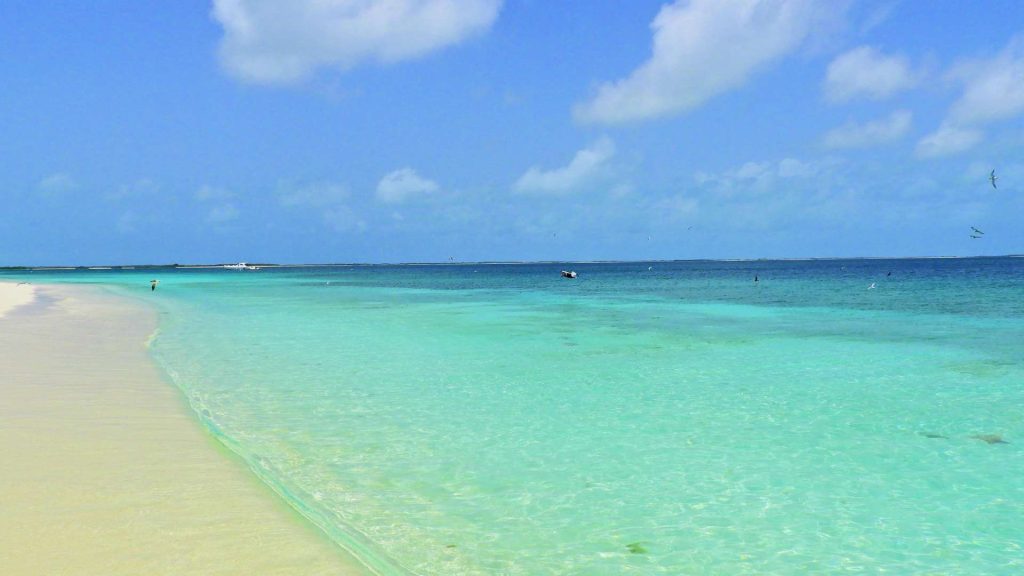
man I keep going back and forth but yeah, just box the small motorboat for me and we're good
[560,270,577,279]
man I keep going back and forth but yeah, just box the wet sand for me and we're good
[0,283,366,575]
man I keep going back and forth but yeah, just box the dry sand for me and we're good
[0,281,35,317]
[0,283,366,575]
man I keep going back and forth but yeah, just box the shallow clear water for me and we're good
[7,258,1024,574]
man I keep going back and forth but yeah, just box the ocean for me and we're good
[6,258,1023,574]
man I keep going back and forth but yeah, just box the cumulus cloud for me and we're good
[36,173,78,197]
[823,109,912,148]
[915,124,983,158]
[514,137,615,195]
[945,36,1024,126]
[777,157,814,177]
[914,36,1024,157]
[376,168,439,203]
[212,0,503,84]
[573,0,835,124]
[823,46,919,103]
[695,156,821,196]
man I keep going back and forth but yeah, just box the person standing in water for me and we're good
[150,279,159,291]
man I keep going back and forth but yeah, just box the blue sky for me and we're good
[1,0,1022,265]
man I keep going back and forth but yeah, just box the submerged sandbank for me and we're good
[0,283,366,575]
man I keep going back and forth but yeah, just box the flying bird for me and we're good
[990,170,998,189]
[971,226,985,235]
[970,234,983,239]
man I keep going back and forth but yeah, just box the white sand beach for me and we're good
[0,281,35,317]
[0,283,365,575]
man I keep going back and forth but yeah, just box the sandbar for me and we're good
[0,283,367,575]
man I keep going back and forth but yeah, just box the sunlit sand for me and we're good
[0,283,365,575]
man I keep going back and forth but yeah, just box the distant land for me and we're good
[2,254,1022,271]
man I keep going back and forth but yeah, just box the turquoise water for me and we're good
[6,259,1024,574]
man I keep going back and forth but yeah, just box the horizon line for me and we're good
[2,253,1022,270]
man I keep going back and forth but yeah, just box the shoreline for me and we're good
[0,283,368,575]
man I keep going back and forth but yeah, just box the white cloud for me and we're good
[573,0,834,124]
[915,124,983,158]
[915,36,1024,157]
[734,160,773,181]
[946,37,1024,125]
[514,137,615,195]
[212,0,503,84]
[36,173,78,197]
[777,157,814,177]
[689,156,850,230]
[695,156,821,196]
[824,46,918,103]
[278,181,349,207]
[376,168,439,203]
[823,109,912,148]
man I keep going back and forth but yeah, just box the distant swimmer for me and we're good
[754,275,758,283]
[868,283,876,290]
[648,266,653,271]
[990,169,998,189]
[150,279,159,291]
[886,271,892,277]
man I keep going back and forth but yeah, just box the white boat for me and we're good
[560,270,577,279]
[223,262,259,270]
